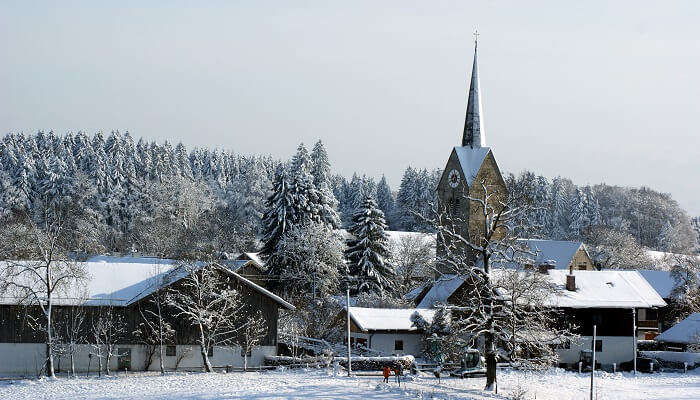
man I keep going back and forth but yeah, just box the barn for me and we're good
[0,255,294,376]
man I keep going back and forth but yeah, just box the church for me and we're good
[435,39,506,269]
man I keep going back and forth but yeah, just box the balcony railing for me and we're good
[637,320,659,329]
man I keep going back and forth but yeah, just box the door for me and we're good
[118,348,132,371]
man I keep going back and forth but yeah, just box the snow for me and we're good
[338,230,435,246]
[641,351,700,366]
[0,256,294,310]
[348,307,436,331]
[656,313,700,345]
[517,239,585,269]
[238,252,265,267]
[1,368,699,400]
[415,270,666,310]
[639,270,675,298]
[0,256,179,306]
[416,275,466,308]
[533,270,667,309]
[453,146,491,187]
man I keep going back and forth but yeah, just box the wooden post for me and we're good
[590,325,596,400]
[632,308,637,376]
[346,287,352,377]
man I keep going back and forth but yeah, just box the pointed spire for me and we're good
[461,31,486,148]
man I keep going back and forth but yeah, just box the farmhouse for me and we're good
[0,255,294,376]
[411,269,666,368]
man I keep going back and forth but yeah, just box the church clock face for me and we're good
[448,169,461,188]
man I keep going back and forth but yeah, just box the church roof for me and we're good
[453,146,491,187]
[462,40,485,148]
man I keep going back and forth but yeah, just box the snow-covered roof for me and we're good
[237,252,265,268]
[347,307,436,332]
[415,270,666,310]
[638,270,675,299]
[518,239,585,269]
[0,255,294,310]
[338,229,435,245]
[416,275,466,308]
[453,146,491,187]
[536,270,666,309]
[656,313,700,345]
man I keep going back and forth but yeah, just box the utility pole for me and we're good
[632,308,637,375]
[590,325,596,400]
[346,286,352,377]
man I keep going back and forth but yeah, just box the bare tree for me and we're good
[421,178,571,390]
[91,305,125,376]
[0,209,87,378]
[389,233,435,296]
[585,227,652,270]
[238,309,267,371]
[133,289,175,374]
[489,269,577,369]
[668,255,700,323]
[55,304,87,377]
[166,262,245,372]
[422,179,517,390]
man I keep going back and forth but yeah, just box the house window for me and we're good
[208,346,214,357]
[645,309,658,320]
[241,347,252,357]
[578,265,587,270]
[394,340,404,351]
[594,340,602,352]
[166,345,176,357]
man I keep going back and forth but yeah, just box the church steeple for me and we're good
[461,33,485,148]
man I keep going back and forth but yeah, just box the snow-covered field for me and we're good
[1,368,698,400]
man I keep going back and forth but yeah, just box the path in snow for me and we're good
[0,368,698,400]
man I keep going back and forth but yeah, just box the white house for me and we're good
[342,307,436,357]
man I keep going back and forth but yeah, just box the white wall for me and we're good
[349,332,424,357]
[557,336,636,367]
[0,343,277,377]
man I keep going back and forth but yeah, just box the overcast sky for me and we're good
[1,1,699,215]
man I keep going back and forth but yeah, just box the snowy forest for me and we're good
[0,131,697,261]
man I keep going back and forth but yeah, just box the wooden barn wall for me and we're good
[0,276,280,346]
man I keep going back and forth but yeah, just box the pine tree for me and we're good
[260,166,294,259]
[345,195,395,294]
[395,166,419,230]
[288,143,320,225]
[376,175,395,228]
[310,140,340,228]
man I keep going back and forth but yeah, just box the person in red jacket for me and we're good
[382,365,390,383]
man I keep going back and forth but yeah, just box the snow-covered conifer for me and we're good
[345,195,395,294]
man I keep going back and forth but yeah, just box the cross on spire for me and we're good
[473,29,480,47]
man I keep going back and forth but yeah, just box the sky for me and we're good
[1,1,699,215]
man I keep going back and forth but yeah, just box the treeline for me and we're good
[0,131,696,257]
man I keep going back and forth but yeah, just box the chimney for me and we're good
[566,274,576,291]
[538,261,555,274]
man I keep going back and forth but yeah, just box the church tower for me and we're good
[436,36,506,272]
